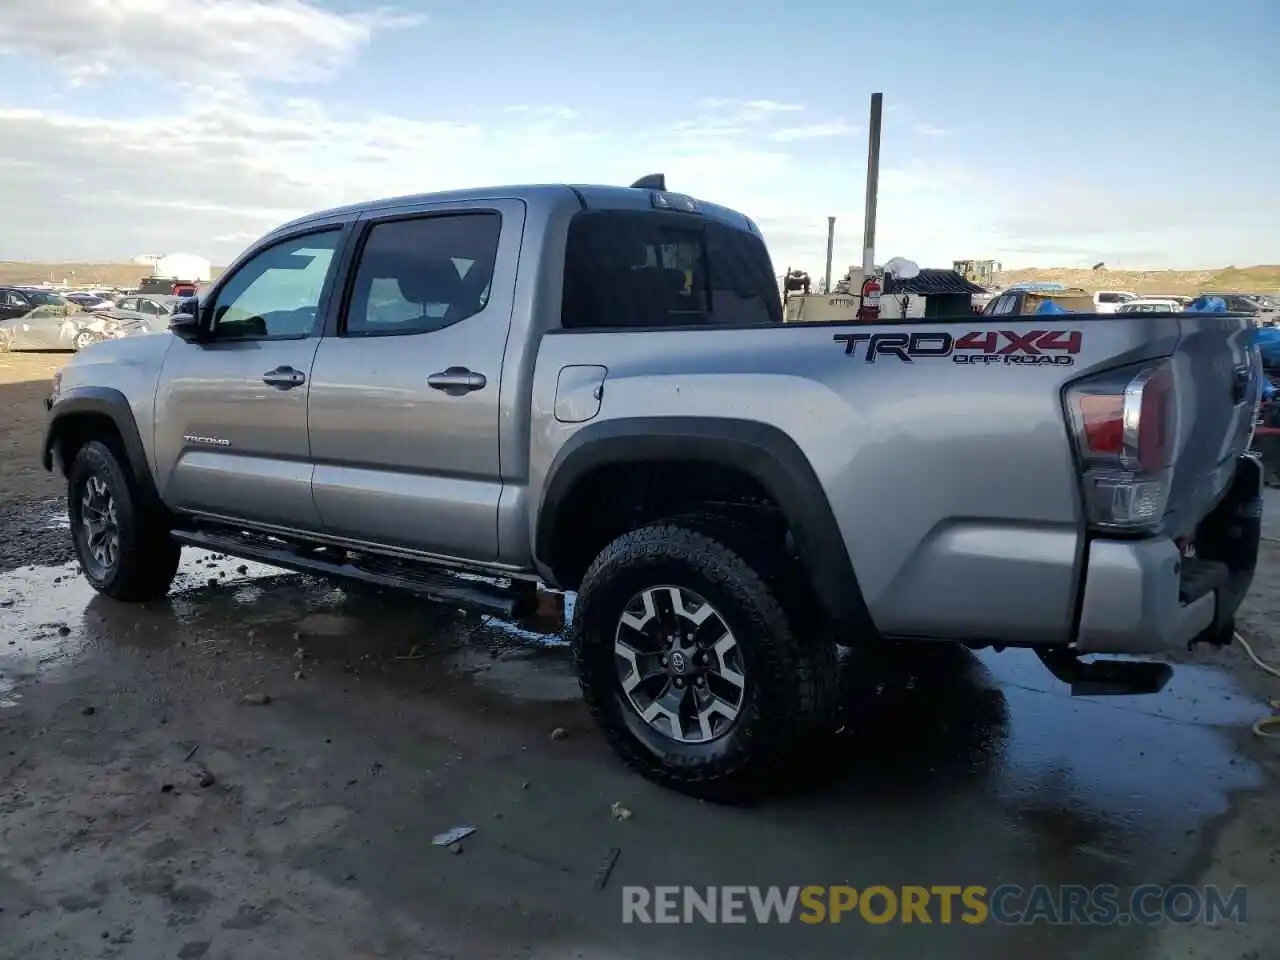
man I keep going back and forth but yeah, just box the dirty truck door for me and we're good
[307,200,523,562]
[153,227,345,530]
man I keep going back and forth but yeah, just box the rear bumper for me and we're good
[1074,454,1262,654]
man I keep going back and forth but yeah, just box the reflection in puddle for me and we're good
[0,674,16,708]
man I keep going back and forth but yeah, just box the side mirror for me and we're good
[169,298,204,342]
[169,313,203,342]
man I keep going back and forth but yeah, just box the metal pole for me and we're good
[861,92,883,278]
[824,217,836,295]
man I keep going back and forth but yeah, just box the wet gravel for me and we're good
[0,498,74,573]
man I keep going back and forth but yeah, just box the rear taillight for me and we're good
[1065,360,1177,531]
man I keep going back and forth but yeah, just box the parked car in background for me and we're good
[111,294,184,319]
[64,292,113,312]
[1093,290,1138,313]
[0,286,72,323]
[983,286,1096,315]
[99,295,186,337]
[1116,298,1184,313]
[138,276,201,297]
[0,288,120,352]
[1195,293,1280,326]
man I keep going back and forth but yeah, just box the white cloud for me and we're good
[697,98,805,122]
[769,122,858,143]
[0,89,1137,273]
[3,6,1270,276]
[211,231,261,244]
[0,94,824,262]
[0,0,421,86]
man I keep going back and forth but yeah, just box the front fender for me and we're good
[44,386,160,505]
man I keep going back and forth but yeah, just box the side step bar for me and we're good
[170,527,536,621]
[1035,649,1173,696]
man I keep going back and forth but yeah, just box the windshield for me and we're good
[26,291,66,306]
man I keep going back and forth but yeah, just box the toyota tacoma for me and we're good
[43,177,1264,796]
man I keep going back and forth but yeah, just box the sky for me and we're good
[0,0,1276,273]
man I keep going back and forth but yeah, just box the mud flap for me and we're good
[1189,453,1262,647]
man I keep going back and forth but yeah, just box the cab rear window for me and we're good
[561,210,782,329]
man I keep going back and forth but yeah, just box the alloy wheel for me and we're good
[79,474,120,577]
[613,585,747,743]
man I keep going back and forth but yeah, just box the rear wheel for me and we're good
[68,440,180,601]
[572,521,834,800]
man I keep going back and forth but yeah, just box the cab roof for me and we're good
[270,180,759,238]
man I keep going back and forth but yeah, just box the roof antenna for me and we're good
[630,173,666,190]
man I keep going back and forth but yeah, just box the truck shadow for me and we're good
[777,640,1011,798]
[84,562,1014,801]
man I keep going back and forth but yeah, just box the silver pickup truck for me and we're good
[43,177,1263,797]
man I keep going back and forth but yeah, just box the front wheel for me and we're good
[68,440,180,600]
[73,330,101,351]
[572,522,834,800]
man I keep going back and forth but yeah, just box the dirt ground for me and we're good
[0,351,1277,960]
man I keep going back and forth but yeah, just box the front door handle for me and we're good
[427,366,487,396]
[263,365,306,390]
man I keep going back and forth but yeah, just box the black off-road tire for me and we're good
[572,521,835,800]
[658,511,842,731]
[67,440,180,601]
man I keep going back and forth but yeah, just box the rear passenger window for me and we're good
[561,211,782,329]
[344,213,501,337]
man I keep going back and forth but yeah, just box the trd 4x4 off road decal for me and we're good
[833,330,1083,366]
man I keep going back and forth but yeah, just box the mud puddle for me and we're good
[1,554,1275,960]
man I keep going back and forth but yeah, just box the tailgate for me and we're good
[1167,313,1259,528]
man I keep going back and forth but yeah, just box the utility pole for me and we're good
[861,92,883,279]
[824,217,836,295]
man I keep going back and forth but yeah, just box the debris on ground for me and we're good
[432,826,476,846]
[593,846,621,890]
[449,842,464,855]
[550,726,568,740]
[610,802,632,822]
[196,770,216,788]
[183,744,200,762]
[240,693,272,706]
[80,705,95,716]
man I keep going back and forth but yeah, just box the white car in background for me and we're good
[1093,290,1138,312]
[1115,298,1184,313]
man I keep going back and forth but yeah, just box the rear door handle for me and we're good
[427,366,487,395]
[263,365,306,390]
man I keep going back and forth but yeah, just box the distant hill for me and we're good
[3,260,1278,298]
[994,265,1280,297]
[0,262,225,289]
